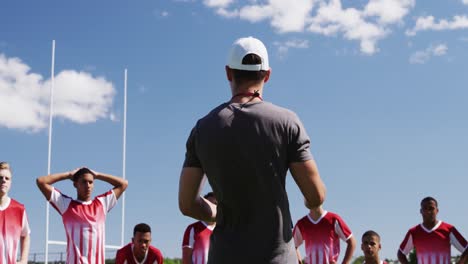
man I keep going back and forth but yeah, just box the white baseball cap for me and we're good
[227,36,270,71]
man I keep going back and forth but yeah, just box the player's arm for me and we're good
[182,247,193,264]
[36,170,75,200]
[114,249,125,264]
[178,167,216,222]
[342,235,356,264]
[296,248,303,264]
[457,248,468,264]
[397,250,409,264]
[290,159,326,209]
[91,170,128,199]
[16,234,30,264]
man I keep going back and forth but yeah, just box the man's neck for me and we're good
[0,194,9,207]
[308,207,324,221]
[230,85,264,103]
[422,219,438,230]
[134,253,145,263]
[364,256,380,264]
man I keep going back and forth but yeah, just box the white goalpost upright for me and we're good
[44,40,128,263]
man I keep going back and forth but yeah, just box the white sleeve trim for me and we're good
[97,190,117,214]
[400,234,414,255]
[21,210,30,236]
[334,221,350,241]
[49,188,72,214]
[188,226,195,248]
[293,225,303,247]
[450,232,467,252]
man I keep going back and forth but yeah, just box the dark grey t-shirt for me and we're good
[183,101,313,264]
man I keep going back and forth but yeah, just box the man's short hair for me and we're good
[420,196,438,207]
[72,168,95,182]
[231,54,269,85]
[133,223,151,235]
[203,192,215,199]
[0,162,11,171]
[362,230,380,241]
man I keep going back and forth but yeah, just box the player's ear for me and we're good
[226,66,233,81]
[263,69,271,83]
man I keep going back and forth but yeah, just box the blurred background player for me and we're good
[361,230,386,264]
[115,223,164,264]
[398,196,468,264]
[182,192,217,264]
[36,167,128,264]
[293,204,356,264]
[0,162,30,264]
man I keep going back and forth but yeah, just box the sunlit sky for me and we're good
[1,0,468,260]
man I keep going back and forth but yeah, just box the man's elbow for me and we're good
[179,200,193,217]
[120,179,129,191]
[305,191,326,209]
[36,177,45,188]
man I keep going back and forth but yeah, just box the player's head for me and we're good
[72,168,96,201]
[204,192,218,205]
[226,36,271,88]
[420,196,439,223]
[132,223,152,259]
[361,230,381,259]
[0,162,12,196]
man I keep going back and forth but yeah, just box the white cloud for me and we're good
[240,0,315,33]
[201,0,415,55]
[409,44,448,64]
[463,0,468,5]
[0,54,116,132]
[203,0,233,8]
[364,0,415,24]
[406,15,468,36]
[274,39,309,58]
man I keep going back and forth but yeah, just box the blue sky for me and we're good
[1,0,468,261]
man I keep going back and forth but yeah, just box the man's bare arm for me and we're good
[178,167,216,222]
[290,159,326,208]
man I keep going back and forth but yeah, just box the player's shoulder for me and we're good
[185,221,202,231]
[323,211,345,223]
[438,221,455,230]
[149,245,163,256]
[117,243,132,252]
[9,198,25,208]
[261,102,300,119]
[296,214,310,224]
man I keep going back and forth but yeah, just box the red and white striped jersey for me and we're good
[182,221,214,264]
[115,243,164,264]
[399,221,468,264]
[293,211,353,264]
[0,198,30,264]
[49,187,117,264]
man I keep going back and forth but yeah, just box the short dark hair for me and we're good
[421,196,438,207]
[203,192,215,199]
[72,168,95,182]
[362,230,380,241]
[231,54,268,85]
[133,223,151,235]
